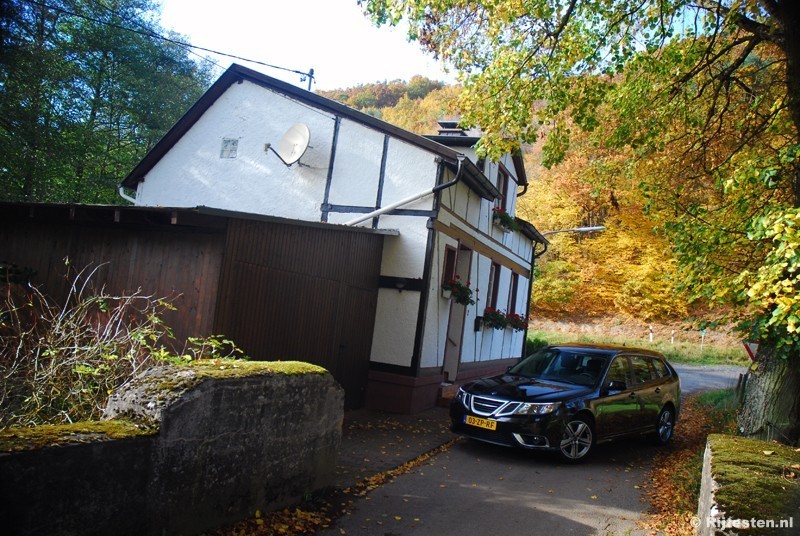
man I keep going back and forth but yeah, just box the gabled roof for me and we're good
[122,64,499,199]
[425,135,528,188]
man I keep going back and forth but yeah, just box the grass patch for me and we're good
[695,389,739,412]
[526,329,747,366]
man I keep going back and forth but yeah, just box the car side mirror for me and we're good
[606,379,627,392]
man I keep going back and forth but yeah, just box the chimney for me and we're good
[437,115,466,136]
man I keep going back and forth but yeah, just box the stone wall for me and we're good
[697,439,719,536]
[0,361,344,535]
[696,433,800,535]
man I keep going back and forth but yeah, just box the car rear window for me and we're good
[652,359,670,378]
[630,356,656,384]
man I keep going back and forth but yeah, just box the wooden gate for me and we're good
[214,219,383,408]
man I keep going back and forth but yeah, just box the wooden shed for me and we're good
[0,203,392,408]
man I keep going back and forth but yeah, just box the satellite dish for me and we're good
[265,123,310,166]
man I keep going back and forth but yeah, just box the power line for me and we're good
[85,0,221,68]
[21,0,316,86]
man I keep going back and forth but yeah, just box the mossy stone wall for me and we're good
[0,361,343,535]
[697,433,800,535]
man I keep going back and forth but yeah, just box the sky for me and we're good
[157,0,457,91]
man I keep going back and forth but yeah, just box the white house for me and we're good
[121,64,547,412]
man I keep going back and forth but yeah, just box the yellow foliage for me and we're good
[521,125,690,321]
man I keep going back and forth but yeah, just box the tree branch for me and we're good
[696,0,782,47]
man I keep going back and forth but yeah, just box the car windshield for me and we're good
[508,348,608,387]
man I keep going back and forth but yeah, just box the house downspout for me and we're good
[345,155,465,226]
[409,159,453,376]
[522,240,549,358]
[118,185,137,205]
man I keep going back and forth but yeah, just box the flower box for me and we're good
[491,207,518,233]
[483,307,508,330]
[442,275,475,306]
[505,312,528,332]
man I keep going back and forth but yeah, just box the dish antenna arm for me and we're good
[264,123,311,167]
[264,142,301,167]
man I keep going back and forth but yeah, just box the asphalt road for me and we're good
[673,363,747,395]
[320,364,746,536]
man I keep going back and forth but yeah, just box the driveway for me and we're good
[673,363,747,394]
[322,364,745,535]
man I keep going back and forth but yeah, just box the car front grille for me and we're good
[470,395,513,416]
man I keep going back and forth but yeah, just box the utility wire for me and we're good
[85,0,220,68]
[22,0,316,85]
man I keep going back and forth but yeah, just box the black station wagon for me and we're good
[450,343,681,462]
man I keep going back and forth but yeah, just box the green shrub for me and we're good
[525,335,550,356]
[0,263,245,428]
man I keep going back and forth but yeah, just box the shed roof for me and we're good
[121,64,500,200]
[0,202,400,236]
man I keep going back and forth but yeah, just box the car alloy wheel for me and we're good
[559,417,593,461]
[655,407,674,445]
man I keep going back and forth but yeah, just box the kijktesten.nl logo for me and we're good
[691,516,794,530]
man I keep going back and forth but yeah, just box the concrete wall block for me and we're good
[0,437,154,535]
[1,365,344,536]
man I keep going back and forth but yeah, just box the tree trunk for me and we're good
[737,1,800,448]
[778,0,800,206]
[738,340,800,445]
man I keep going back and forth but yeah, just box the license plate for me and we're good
[465,415,497,431]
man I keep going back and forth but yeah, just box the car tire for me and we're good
[652,406,675,445]
[557,416,594,462]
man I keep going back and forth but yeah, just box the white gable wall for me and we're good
[326,120,381,207]
[136,80,336,220]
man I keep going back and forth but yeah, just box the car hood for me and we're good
[463,374,593,402]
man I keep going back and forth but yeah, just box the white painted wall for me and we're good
[136,81,336,220]
[327,120,382,207]
[422,162,533,373]
[370,289,420,366]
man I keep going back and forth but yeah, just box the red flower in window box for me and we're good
[483,307,508,329]
[443,275,475,305]
[491,206,518,232]
[505,312,528,332]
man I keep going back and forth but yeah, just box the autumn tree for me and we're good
[519,128,689,322]
[316,75,447,116]
[0,0,212,203]
[362,0,800,443]
[381,85,461,133]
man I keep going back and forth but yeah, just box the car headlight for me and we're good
[455,387,470,408]
[512,402,560,416]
